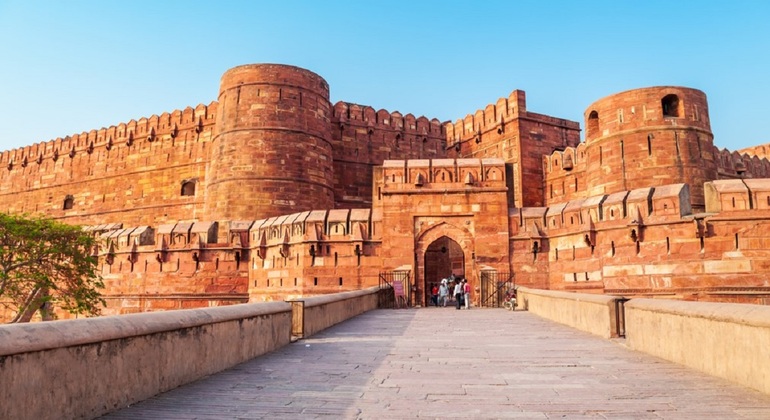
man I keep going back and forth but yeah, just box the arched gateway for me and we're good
[377,159,511,308]
[415,222,474,307]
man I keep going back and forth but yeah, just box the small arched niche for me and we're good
[662,94,681,118]
[587,111,599,138]
[63,195,74,210]
[181,179,197,196]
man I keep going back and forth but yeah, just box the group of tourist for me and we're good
[429,275,471,309]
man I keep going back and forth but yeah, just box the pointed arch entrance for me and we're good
[414,221,475,307]
[423,237,464,306]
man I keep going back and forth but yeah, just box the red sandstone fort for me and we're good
[2,63,769,319]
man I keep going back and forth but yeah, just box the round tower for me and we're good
[205,64,334,221]
[582,86,715,211]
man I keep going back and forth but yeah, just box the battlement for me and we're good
[714,147,770,179]
[705,178,770,213]
[380,158,507,192]
[444,90,525,144]
[512,183,692,238]
[0,102,218,168]
[444,90,580,148]
[332,102,444,137]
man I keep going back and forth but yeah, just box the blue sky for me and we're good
[0,1,768,152]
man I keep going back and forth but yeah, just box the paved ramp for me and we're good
[103,308,770,419]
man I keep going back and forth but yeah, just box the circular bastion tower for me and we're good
[582,86,716,211]
[205,64,335,221]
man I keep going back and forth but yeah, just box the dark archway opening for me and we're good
[662,94,681,118]
[423,236,464,307]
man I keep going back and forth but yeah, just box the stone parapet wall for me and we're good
[510,182,770,303]
[0,287,383,419]
[517,286,621,338]
[520,288,770,395]
[624,298,770,395]
[0,302,293,420]
[289,286,380,338]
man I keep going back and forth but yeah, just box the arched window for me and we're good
[63,195,74,210]
[587,110,599,138]
[181,180,196,196]
[662,94,680,118]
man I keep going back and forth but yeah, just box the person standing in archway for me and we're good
[453,280,464,310]
[463,278,471,310]
[431,283,439,307]
[439,279,449,307]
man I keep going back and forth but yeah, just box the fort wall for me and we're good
[330,102,446,209]
[0,103,216,226]
[444,90,582,208]
[246,208,382,303]
[4,62,770,318]
[511,181,770,303]
[43,175,770,321]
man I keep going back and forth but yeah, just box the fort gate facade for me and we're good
[1,63,770,320]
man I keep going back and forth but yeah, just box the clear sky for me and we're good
[1,1,768,153]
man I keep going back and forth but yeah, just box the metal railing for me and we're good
[378,271,411,309]
[479,271,515,308]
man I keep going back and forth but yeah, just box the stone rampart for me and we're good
[0,102,216,226]
[331,102,446,208]
[445,89,581,208]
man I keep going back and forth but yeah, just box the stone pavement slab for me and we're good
[102,308,770,419]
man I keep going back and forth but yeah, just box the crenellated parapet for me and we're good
[444,90,579,156]
[542,143,589,205]
[332,102,444,137]
[330,101,447,208]
[243,208,381,302]
[443,89,580,208]
[705,178,770,213]
[511,183,693,240]
[714,147,770,179]
[444,90,526,147]
[248,209,375,264]
[380,158,507,193]
[0,102,217,171]
[81,220,249,315]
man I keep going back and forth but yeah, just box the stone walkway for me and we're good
[102,307,770,419]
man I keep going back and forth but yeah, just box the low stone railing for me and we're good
[517,287,623,338]
[624,299,770,395]
[0,287,382,420]
[518,287,770,396]
[289,286,381,338]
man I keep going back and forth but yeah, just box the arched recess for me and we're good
[414,221,475,307]
[587,110,599,139]
[662,94,681,118]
